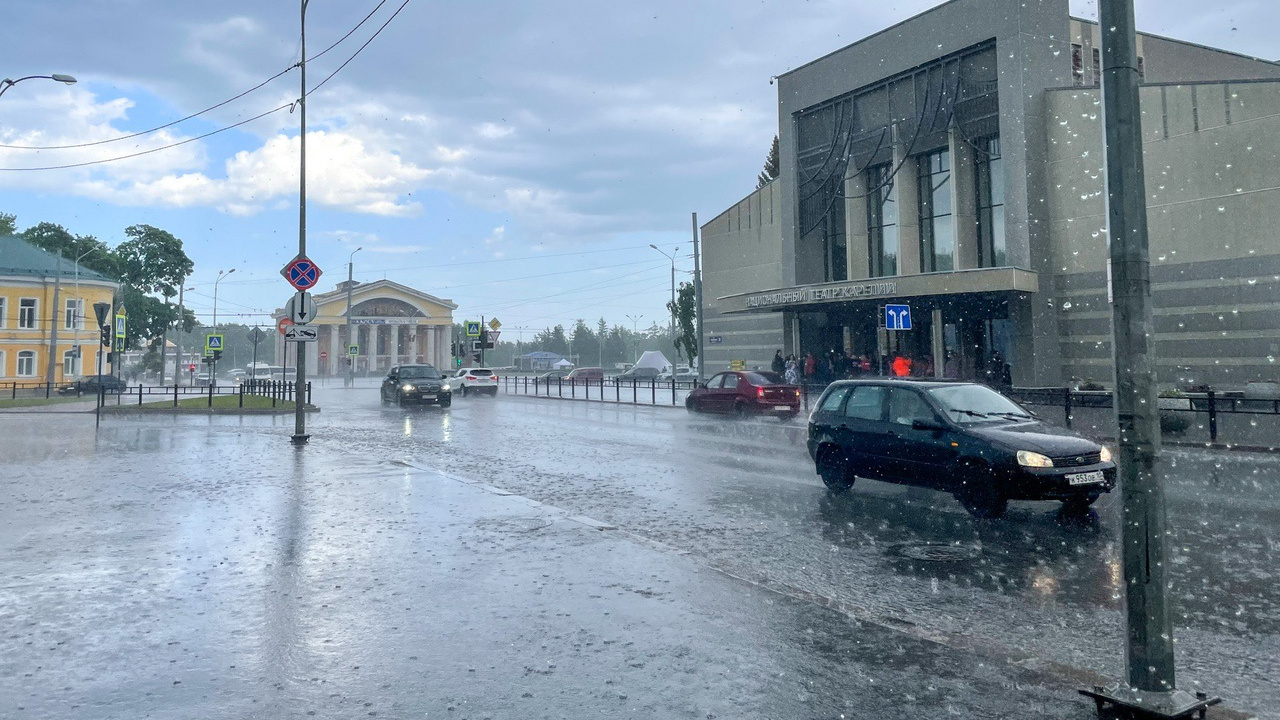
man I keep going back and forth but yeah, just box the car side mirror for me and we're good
[912,418,947,432]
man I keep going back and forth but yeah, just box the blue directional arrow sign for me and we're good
[281,255,323,291]
[884,304,912,330]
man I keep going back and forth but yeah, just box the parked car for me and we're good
[59,375,128,395]
[381,364,451,407]
[537,369,570,381]
[614,366,661,382]
[685,371,800,419]
[806,379,1116,518]
[657,368,698,383]
[193,372,216,388]
[450,367,498,396]
[564,367,604,382]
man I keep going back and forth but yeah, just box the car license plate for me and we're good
[774,405,790,411]
[1067,470,1105,485]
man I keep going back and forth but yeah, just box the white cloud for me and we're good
[477,122,515,139]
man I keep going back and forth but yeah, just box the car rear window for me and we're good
[471,368,494,376]
[744,372,784,385]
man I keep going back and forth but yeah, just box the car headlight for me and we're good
[1017,450,1054,468]
[1099,445,1112,463]
[402,384,415,392]
[441,383,451,391]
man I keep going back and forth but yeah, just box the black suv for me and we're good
[807,379,1116,518]
[381,364,451,407]
[59,375,128,396]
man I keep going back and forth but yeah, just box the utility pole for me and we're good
[1080,1,1219,717]
[692,212,704,384]
[345,246,361,387]
[172,283,188,386]
[44,252,63,394]
[292,0,311,445]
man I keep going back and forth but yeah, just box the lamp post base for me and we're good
[1080,685,1220,719]
[290,433,310,445]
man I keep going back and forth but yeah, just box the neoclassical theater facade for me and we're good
[273,280,457,376]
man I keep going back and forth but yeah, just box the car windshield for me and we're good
[398,367,440,380]
[744,372,784,385]
[926,384,1033,424]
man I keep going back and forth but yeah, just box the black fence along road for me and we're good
[502,376,696,407]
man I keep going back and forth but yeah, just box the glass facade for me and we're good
[975,137,1006,267]
[917,149,953,273]
[866,164,898,277]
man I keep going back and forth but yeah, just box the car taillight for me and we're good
[756,386,764,399]
[466,375,475,380]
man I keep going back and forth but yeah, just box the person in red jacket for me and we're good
[803,352,816,379]
[891,354,912,377]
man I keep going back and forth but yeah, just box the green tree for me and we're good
[534,324,570,357]
[667,281,698,365]
[0,212,16,235]
[756,134,780,189]
[19,222,118,277]
[570,319,598,365]
[116,224,193,297]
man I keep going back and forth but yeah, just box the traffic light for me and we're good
[470,351,481,363]
[100,325,111,347]
[189,363,196,372]
[212,349,223,362]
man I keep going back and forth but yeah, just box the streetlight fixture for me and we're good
[345,246,363,388]
[212,269,236,384]
[625,314,643,362]
[0,73,77,99]
[649,244,679,339]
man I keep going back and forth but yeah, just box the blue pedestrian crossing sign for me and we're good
[205,334,224,352]
[465,321,481,337]
[884,304,912,330]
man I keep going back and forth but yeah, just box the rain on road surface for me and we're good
[2,381,1276,719]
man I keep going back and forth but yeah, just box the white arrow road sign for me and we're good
[285,291,318,325]
[284,326,319,342]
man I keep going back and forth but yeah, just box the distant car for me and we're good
[60,375,128,395]
[193,373,216,388]
[614,366,660,382]
[564,367,604,382]
[685,371,800,420]
[381,364,451,407]
[537,369,570,381]
[806,379,1117,518]
[657,368,698,383]
[450,367,498,396]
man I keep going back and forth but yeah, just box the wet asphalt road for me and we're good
[1,381,1277,719]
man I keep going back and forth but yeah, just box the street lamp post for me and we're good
[649,245,678,339]
[70,247,97,380]
[212,269,235,384]
[292,0,312,445]
[626,314,643,362]
[345,246,362,388]
[0,73,76,99]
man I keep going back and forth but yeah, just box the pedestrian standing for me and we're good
[804,352,816,379]
[784,359,800,385]
[771,350,785,375]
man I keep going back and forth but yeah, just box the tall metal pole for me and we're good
[1080,2,1217,716]
[172,283,188,385]
[692,212,704,384]
[345,246,361,388]
[293,0,311,444]
[44,252,63,392]
[213,269,234,382]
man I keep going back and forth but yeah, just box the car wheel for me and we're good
[487,388,498,397]
[732,401,747,419]
[817,446,854,493]
[955,462,1008,519]
[395,391,404,406]
[685,397,698,414]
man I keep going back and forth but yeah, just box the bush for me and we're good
[1160,410,1190,435]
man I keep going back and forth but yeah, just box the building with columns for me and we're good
[701,0,1280,389]
[273,279,457,377]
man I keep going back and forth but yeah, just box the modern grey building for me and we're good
[701,0,1280,389]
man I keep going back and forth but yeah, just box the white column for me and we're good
[328,325,340,375]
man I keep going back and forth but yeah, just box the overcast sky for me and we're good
[1,0,1274,337]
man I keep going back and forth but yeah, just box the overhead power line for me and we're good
[0,0,411,171]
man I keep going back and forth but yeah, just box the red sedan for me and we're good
[685,371,801,419]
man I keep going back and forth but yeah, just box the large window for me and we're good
[0,297,6,328]
[918,149,954,273]
[65,298,84,331]
[866,164,899,277]
[1071,44,1085,86]
[976,137,1006,267]
[17,350,36,377]
[19,298,38,329]
[63,349,81,378]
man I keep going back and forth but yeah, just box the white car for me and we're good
[450,367,498,397]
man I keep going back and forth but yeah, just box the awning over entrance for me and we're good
[719,267,1039,314]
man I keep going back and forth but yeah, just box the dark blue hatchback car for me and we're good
[807,379,1116,518]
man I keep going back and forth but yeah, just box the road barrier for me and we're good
[95,380,312,409]
[502,375,695,407]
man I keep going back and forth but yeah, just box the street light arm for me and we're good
[0,74,77,99]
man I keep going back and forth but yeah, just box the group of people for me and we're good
[770,348,1012,388]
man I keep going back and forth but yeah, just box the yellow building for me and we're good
[272,279,457,376]
[0,235,119,384]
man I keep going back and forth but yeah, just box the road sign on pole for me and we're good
[348,344,359,356]
[285,291,318,324]
[465,321,481,337]
[488,318,502,331]
[277,317,294,336]
[205,334,224,352]
[284,326,318,342]
[280,255,323,291]
[884,304,912,330]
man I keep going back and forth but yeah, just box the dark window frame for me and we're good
[975,136,1006,268]
[917,148,954,273]
[866,163,899,278]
